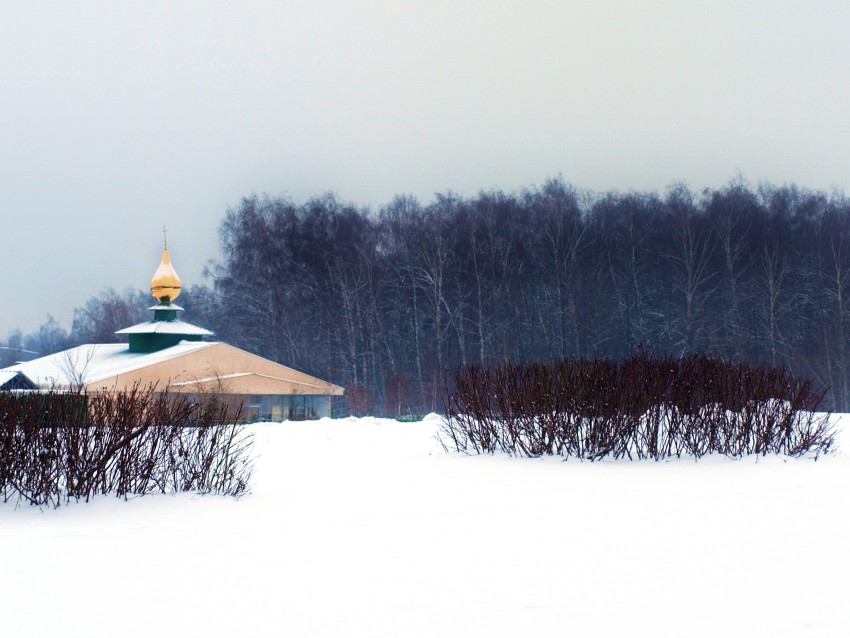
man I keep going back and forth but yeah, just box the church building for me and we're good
[0,238,344,421]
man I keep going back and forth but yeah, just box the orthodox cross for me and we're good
[162,224,168,250]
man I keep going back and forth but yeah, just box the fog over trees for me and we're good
[5,178,850,413]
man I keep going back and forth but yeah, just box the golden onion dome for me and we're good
[151,249,182,303]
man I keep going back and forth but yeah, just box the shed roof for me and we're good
[0,370,37,390]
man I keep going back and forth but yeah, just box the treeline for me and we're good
[0,288,152,364]
[5,178,850,413]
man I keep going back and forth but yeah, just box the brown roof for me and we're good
[85,342,344,396]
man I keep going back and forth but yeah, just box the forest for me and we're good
[4,177,850,413]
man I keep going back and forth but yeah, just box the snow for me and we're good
[1,413,848,637]
[115,319,214,336]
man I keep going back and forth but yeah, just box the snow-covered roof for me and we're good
[148,302,185,311]
[0,341,217,389]
[0,370,29,387]
[115,320,214,336]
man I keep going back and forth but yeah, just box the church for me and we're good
[0,238,344,421]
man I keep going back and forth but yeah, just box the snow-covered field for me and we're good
[2,413,848,637]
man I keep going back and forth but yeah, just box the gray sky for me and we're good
[2,1,849,335]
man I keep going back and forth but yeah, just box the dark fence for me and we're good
[442,354,835,460]
[0,386,253,507]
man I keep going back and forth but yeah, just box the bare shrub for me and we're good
[0,386,253,508]
[441,354,835,460]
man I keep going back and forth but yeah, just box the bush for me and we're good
[0,385,253,507]
[441,354,835,460]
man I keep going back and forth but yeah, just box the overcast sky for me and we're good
[2,1,849,335]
